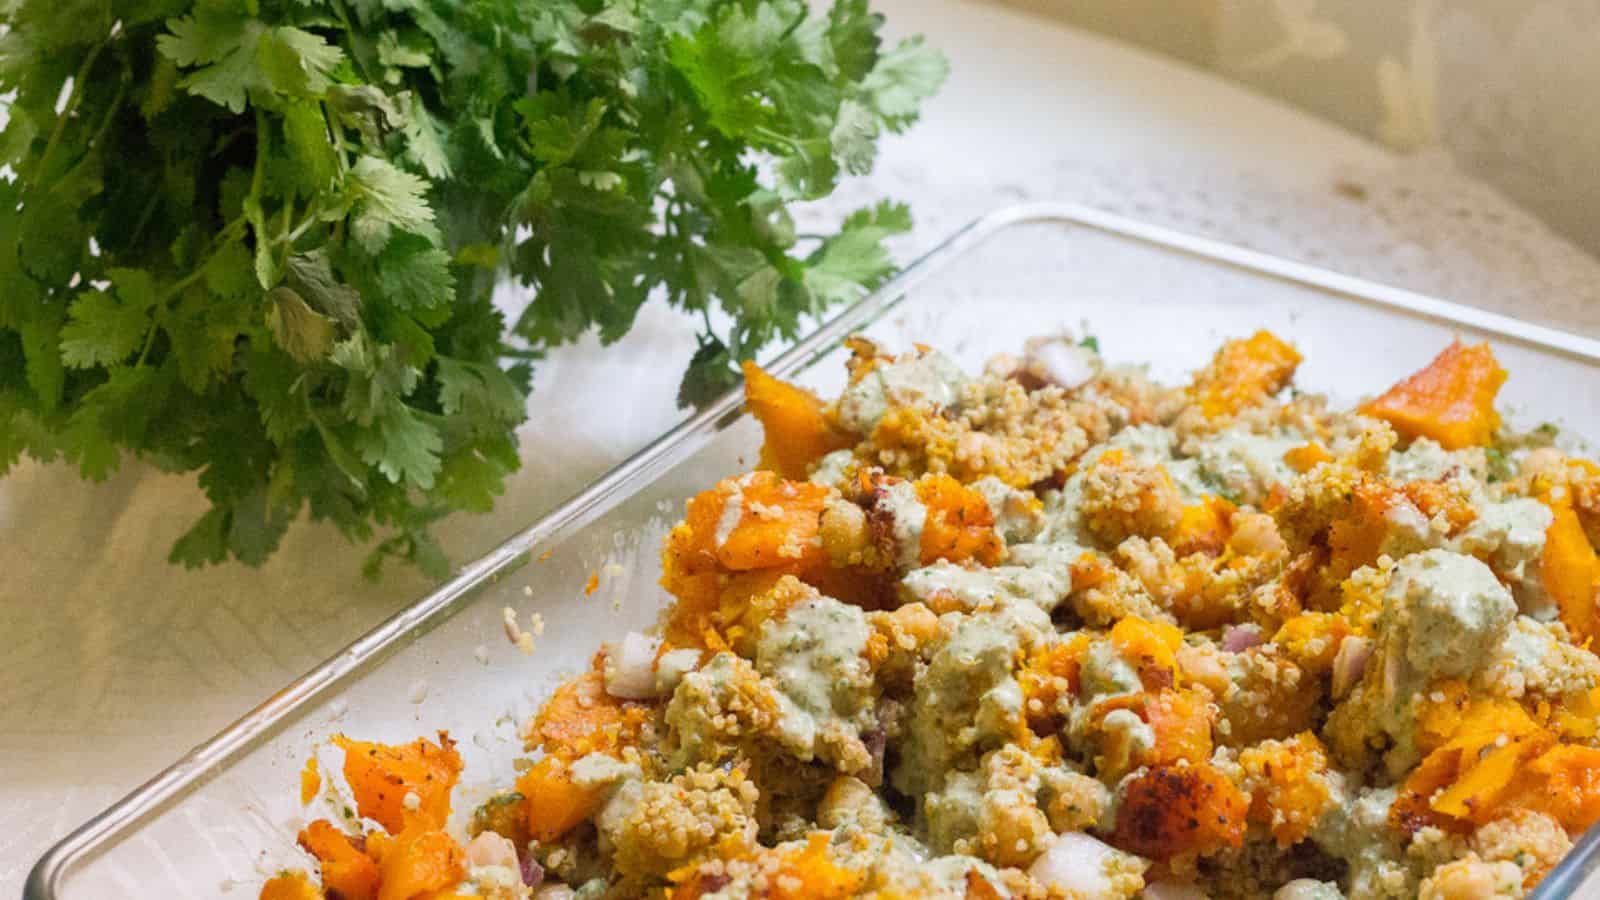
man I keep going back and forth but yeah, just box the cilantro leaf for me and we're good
[347,156,439,253]
[0,0,942,577]
[862,36,947,129]
[356,403,443,489]
[59,290,150,369]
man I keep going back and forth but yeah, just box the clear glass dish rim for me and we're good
[26,201,1600,900]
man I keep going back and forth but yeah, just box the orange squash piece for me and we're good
[1171,496,1235,557]
[1239,733,1333,847]
[300,755,321,806]
[768,832,863,900]
[1361,341,1506,449]
[1142,688,1215,767]
[1271,613,1350,674]
[1541,492,1600,646]
[526,667,650,760]
[297,820,380,900]
[1108,617,1184,690]
[372,827,464,900]
[1524,744,1600,830]
[259,872,322,900]
[1019,636,1089,736]
[1190,331,1302,419]
[1110,763,1248,861]
[515,755,607,843]
[334,733,462,834]
[742,362,853,480]
[1324,477,1399,586]
[716,475,832,572]
[1282,442,1332,473]
[1390,694,1600,833]
[1432,735,1552,825]
[667,472,831,575]
[915,474,1004,566]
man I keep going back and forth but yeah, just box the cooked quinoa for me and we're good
[263,333,1600,900]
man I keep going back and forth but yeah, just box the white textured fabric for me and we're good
[987,0,1600,258]
[4,0,1599,892]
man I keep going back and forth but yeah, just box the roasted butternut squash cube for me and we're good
[333,733,462,834]
[1362,341,1506,449]
[297,820,380,900]
[1190,330,1302,419]
[742,361,852,480]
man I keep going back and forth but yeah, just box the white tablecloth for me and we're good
[6,1,1599,893]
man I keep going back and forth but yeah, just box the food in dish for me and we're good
[262,332,1600,899]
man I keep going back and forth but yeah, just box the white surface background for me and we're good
[5,0,1600,893]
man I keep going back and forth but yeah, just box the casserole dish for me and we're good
[26,202,1600,899]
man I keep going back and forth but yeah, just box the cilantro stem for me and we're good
[320,101,349,173]
[284,210,324,246]
[36,37,109,181]
[53,78,128,189]
[127,187,162,247]
[135,324,158,367]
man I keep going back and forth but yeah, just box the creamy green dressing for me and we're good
[900,559,1071,615]
[895,607,1043,801]
[836,350,968,434]
[1387,549,1516,681]
[1455,498,1554,618]
[1099,709,1154,774]
[1105,424,1176,466]
[1312,783,1413,900]
[808,448,856,487]
[879,479,929,568]
[1385,438,1486,483]
[755,596,874,726]
[970,476,1045,544]
[1359,549,1516,766]
[923,769,983,852]
[1191,427,1304,505]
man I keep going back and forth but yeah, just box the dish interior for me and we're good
[32,207,1600,899]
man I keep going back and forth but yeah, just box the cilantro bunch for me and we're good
[0,0,944,575]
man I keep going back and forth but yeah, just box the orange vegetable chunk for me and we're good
[373,827,464,900]
[768,832,864,900]
[716,475,831,572]
[1190,330,1302,419]
[1171,496,1234,556]
[297,819,380,900]
[1142,688,1215,766]
[260,872,322,900]
[1111,763,1248,860]
[1107,617,1183,690]
[742,361,852,480]
[1525,744,1600,830]
[334,733,462,834]
[300,755,321,806]
[1541,492,1600,646]
[527,667,648,760]
[1362,341,1506,449]
[915,473,1004,566]
[515,755,606,843]
[1282,442,1332,473]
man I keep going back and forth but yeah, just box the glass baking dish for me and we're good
[26,202,1600,899]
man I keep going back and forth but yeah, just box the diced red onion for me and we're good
[1221,623,1264,653]
[1027,833,1128,895]
[1331,635,1373,699]
[520,854,545,888]
[464,832,518,870]
[1024,339,1099,390]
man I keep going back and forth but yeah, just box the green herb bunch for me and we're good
[0,0,945,575]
